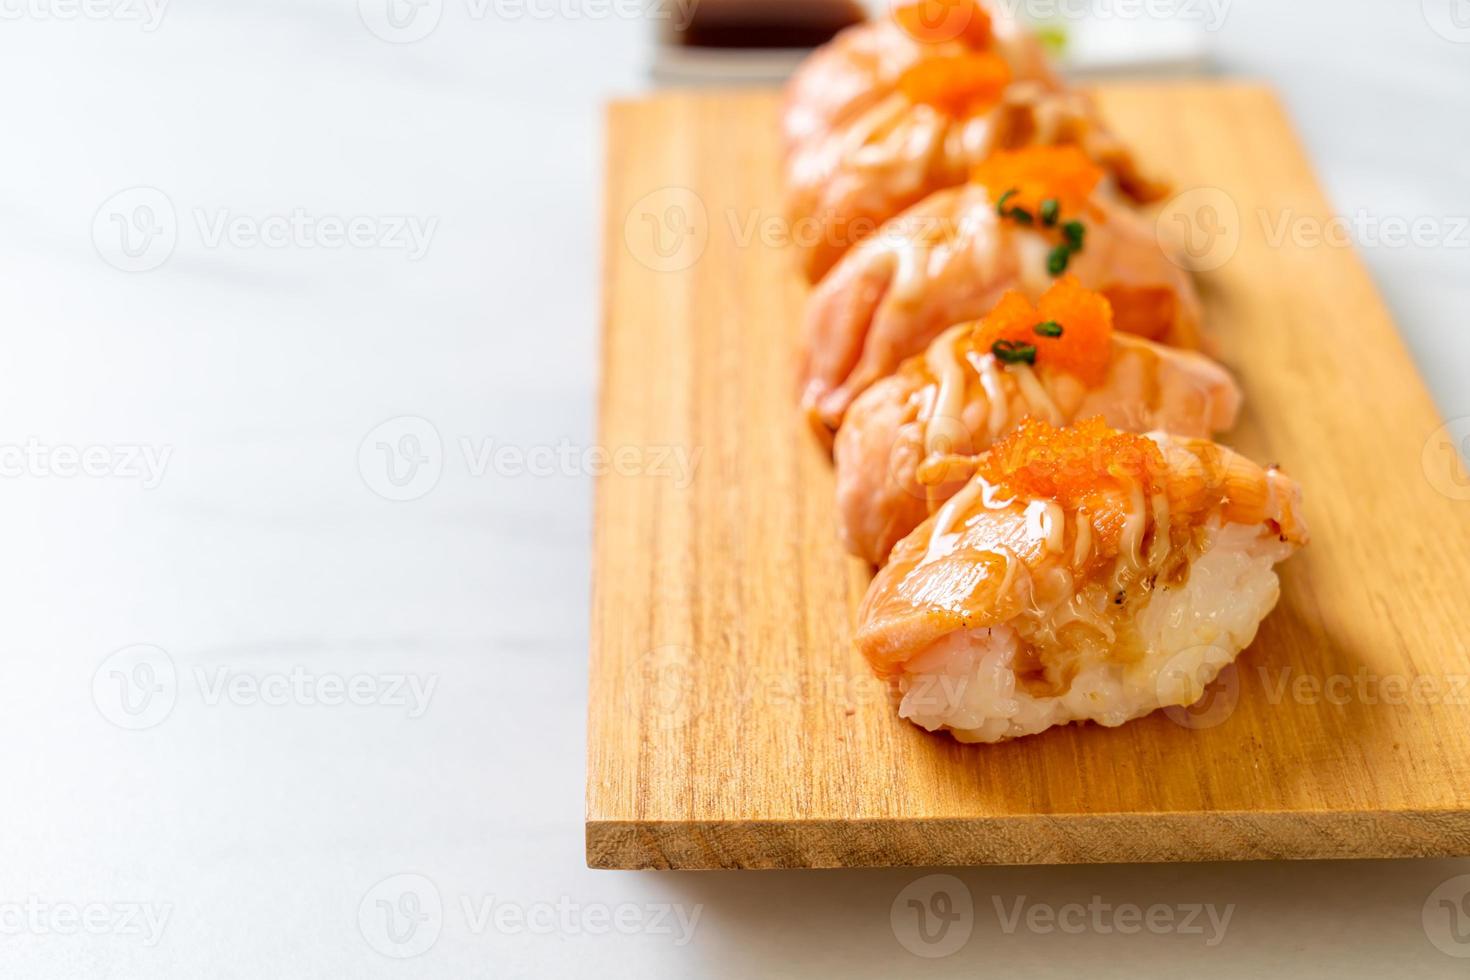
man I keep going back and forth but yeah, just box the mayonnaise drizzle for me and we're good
[991,546,1022,604]
[1147,492,1172,567]
[980,478,1016,510]
[1119,485,1148,573]
[971,351,1011,442]
[1009,363,1063,425]
[923,477,983,564]
[921,476,1016,565]
[839,93,909,160]
[1071,507,1092,568]
[1024,498,1066,554]
[923,324,971,457]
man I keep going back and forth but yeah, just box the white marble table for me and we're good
[0,1,1467,976]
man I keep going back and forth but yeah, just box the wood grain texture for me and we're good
[587,83,1470,870]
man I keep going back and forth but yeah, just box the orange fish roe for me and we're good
[896,52,1011,116]
[893,0,993,48]
[972,276,1113,385]
[971,145,1103,217]
[978,416,1165,509]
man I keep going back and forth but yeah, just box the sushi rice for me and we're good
[895,521,1288,742]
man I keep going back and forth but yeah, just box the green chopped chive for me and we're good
[1008,206,1034,225]
[1033,320,1063,338]
[995,188,1018,215]
[1037,25,1068,53]
[991,339,1037,365]
[1063,220,1085,249]
[1046,244,1072,275]
[1039,198,1059,226]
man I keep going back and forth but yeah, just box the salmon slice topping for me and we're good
[1101,284,1180,344]
[972,276,1114,385]
[892,0,994,48]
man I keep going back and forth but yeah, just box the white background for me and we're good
[1,0,1468,976]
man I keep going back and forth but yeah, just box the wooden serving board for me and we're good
[587,83,1470,869]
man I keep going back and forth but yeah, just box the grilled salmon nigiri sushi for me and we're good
[856,417,1307,743]
[785,19,1161,283]
[800,146,1200,437]
[781,0,1057,156]
[835,278,1239,565]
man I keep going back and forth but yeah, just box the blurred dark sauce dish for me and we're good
[653,0,871,85]
[674,0,867,48]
